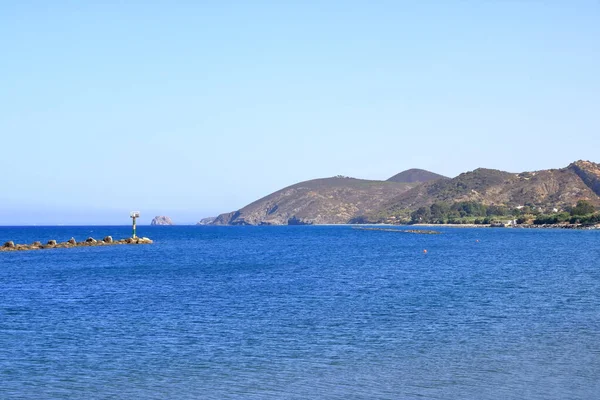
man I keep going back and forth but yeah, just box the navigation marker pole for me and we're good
[130,211,140,238]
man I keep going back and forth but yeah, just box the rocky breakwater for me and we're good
[1,236,153,252]
[353,227,441,234]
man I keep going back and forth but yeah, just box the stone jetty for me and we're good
[1,236,153,252]
[352,227,441,234]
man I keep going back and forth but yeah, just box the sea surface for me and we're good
[1,225,599,399]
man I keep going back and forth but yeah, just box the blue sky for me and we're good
[1,1,599,225]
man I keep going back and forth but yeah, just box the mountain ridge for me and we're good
[211,161,600,225]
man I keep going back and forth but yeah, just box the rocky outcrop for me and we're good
[569,160,600,197]
[151,216,174,225]
[0,237,153,252]
[196,217,216,225]
[287,216,313,225]
[212,211,241,225]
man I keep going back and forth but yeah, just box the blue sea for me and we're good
[1,226,599,399]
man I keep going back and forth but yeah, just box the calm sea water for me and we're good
[1,226,599,399]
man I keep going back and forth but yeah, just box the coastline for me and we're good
[412,223,489,228]
[412,223,600,230]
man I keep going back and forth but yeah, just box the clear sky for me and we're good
[1,1,599,225]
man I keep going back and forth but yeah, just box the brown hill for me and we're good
[387,168,448,183]
[212,176,418,225]
[376,160,600,218]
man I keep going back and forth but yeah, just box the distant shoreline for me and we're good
[412,223,600,230]
[412,223,489,228]
[1,223,598,230]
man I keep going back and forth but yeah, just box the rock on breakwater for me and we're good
[1,237,153,252]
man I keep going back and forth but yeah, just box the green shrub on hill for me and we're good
[398,199,598,226]
[570,200,596,216]
[533,212,571,225]
[410,201,514,224]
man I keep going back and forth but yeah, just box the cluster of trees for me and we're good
[410,201,513,224]
[410,200,599,225]
[533,200,600,225]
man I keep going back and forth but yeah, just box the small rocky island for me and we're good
[1,236,153,252]
[151,216,174,225]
